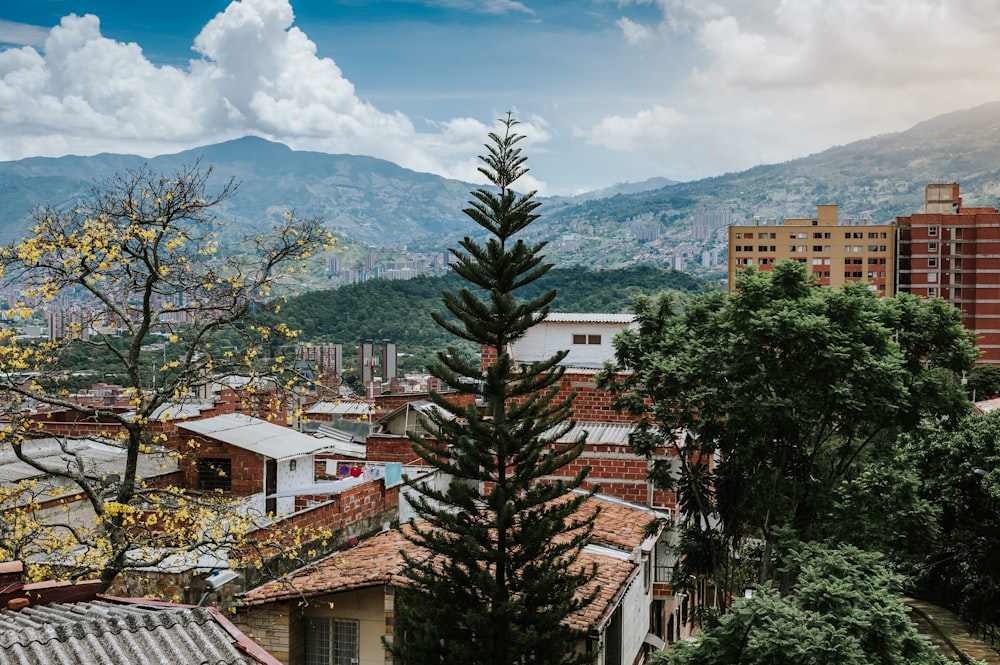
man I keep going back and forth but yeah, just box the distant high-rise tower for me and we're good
[381,340,397,382]
[359,339,378,384]
[896,183,1000,364]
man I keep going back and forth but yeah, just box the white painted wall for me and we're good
[620,568,651,665]
[276,454,314,515]
[512,317,633,367]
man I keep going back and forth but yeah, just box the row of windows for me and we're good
[734,230,889,240]
[733,245,888,253]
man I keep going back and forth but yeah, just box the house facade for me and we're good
[235,494,678,665]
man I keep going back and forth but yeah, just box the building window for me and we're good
[928,272,938,283]
[824,233,831,239]
[928,257,937,267]
[798,246,807,252]
[955,228,963,238]
[928,288,937,297]
[813,232,823,239]
[305,617,360,665]
[928,226,938,236]
[928,242,937,251]
[812,245,822,252]
[197,458,232,492]
[758,245,768,251]
[573,334,601,345]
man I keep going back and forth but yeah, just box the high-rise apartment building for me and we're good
[728,204,895,294]
[896,183,1000,364]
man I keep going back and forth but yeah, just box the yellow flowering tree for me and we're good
[0,164,336,590]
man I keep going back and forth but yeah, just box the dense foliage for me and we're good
[392,115,596,665]
[600,261,976,602]
[657,541,949,665]
[276,265,714,372]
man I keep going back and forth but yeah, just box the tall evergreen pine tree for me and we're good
[392,114,597,665]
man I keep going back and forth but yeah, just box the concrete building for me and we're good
[728,204,895,294]
[896,183,1000,364]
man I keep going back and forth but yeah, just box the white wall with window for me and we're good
[511,313,634,368]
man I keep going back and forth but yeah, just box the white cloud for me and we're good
[406,0,535,15]
[617,17,653,45]
[587,0,1000,180]
[0,0,544,188]
[0,20,49,48]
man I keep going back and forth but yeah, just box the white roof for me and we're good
[543,313,634,324]
[306,400,375,416]
[0,438,177,484]
[175,413,330,461]
[554,422,636,445]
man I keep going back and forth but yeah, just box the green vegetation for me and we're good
[658,541,949,665]
[276,265,715,372]
[601,261,976,612]
[392,115,596,665]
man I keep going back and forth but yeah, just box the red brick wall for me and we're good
[176,435,265,495]
[253,478,399,540]
[364,435,425,464]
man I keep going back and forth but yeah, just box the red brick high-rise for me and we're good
[896,183,1000,364]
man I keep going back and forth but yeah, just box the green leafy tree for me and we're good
[0,164,335,589]
[391,114,597,665]
[656,541,949,665]
[600,262,975,596]
[904,412,1000,630]
[963,364,1000,400]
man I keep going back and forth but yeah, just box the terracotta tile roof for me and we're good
[241,495,652,630]
[566,550,637,631]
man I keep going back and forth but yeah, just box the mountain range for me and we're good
[2,101,1000,264]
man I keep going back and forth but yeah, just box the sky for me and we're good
[1,1,999,196]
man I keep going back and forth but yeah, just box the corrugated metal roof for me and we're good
[0,438,177,486]
[553,422,636,445]
[176,413,328,461]
[306,400,375,416]
[543,313,635,324]
[0,600,260,665]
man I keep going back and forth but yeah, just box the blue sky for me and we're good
[1,1,999,195]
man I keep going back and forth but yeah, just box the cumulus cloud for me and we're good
[0,0,540,189]
[590,0,1000,179]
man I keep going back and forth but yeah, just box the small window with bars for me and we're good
[197,458,232,492]
[305,617,360,665]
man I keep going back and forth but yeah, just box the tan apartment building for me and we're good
[728,204,896,294]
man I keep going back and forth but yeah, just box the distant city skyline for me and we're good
[2,0,1000,195]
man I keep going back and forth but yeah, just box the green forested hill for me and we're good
[277,266,715,371]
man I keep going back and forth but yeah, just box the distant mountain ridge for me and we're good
[2,102,1000,263]
[0,136,476,245]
